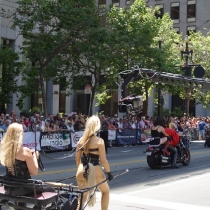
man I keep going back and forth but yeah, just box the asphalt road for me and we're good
[1,140,210,209]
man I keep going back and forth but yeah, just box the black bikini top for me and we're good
[81,148,98,152]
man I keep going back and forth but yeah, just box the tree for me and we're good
[0,46,24,112]
[105,0,181,115]
[188,31,210,110]
[2,0,99,117]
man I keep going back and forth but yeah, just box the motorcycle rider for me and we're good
[151,116,171,156]
[165,123,180,169]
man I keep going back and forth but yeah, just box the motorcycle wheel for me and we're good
[147,152,162,169]
[181,148,190,166]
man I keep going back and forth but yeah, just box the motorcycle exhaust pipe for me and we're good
[162,156,169,160]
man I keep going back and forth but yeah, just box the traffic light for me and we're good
[182,66,191,76]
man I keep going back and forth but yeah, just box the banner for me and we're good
[40,131,71,150]
[116,129,136,145]
[108,130,116,141]
[23,132,41,150]
[0,132,41,151]
[71,131,84,148]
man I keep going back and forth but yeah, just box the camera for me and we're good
[118,95,143,115]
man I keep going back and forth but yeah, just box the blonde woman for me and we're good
[43,121,51,132]
[0,123,54,196]
[76,115,113,210]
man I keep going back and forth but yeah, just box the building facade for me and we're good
[1,0,210,117]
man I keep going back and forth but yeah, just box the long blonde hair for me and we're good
[79,115,101,154]
[0,123,23,167]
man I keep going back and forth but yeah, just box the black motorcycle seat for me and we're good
[0,186,58,206]
[149,138,161,145]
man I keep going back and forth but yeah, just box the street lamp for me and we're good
[179,35,194,115]
[157,40,162,116]
[179,35,194,76]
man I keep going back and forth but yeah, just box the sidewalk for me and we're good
[85,192,168,210]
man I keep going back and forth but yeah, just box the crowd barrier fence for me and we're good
[0,129,146,151]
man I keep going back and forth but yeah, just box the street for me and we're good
[1,140,210,209]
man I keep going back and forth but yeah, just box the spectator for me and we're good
[1,120,11,132]
[198,119,206,140]
[100,116,109,153]
[33,114,40,124]
[139,117,146,129]
[49,121,55,131]
[130,120,136,130]
[45,114,54,123]
[122,118,129,129]
[118,118,124,132]
[54,120,60,131]
[0,113,5,124]
[68,116,74,125]
[59,120,68,131]
[23,116,30,129]
[67,121,75,132]
[42,121,51,132]
[108,119,117,130]
[19,120,27,132]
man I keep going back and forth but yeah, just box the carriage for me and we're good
[0,175,95,210]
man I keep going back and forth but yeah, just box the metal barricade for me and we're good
[189,128,199,140]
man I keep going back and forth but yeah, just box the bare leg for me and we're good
[76,164,88,208]
[95,166,110,210]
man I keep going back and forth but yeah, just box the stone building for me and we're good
[1,0,210,116]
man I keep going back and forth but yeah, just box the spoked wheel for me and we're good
[1,204,15,210]
[147,152,162,169]
[182,148,191,166]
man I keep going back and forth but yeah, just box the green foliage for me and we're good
[0,46,25,111]
[95,91,111,106]
[4,0,99,116]
[29,106,42,114]
[153,108,170,117]
[171,107,183,118]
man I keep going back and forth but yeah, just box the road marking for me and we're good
[121,150,132,153]
[123,169,210,195]
[100,193,210,210]
[37,150,209,176]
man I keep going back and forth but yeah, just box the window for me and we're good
[187,0,196,22]
[171,2,180,23]
[112,0,119,7]
[155,4,164,19]
[173,27,180,34]
[126,0,131,5]
[187,26,196,36]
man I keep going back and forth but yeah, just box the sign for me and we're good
[71,131,84,148]
[40,131,70,150]
[84,84,91,94]
[108,130,116,141]
[116,129,136,145]
[0,132,41,151]
[23,132,41,150]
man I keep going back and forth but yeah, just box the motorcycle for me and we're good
[144,137,190,169]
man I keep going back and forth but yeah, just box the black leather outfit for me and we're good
[4,159,54,196]
[151,126,164,138]
[81,148,100,180]
[4,160,32,196]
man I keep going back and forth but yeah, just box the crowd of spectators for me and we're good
[0,110,209,140]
